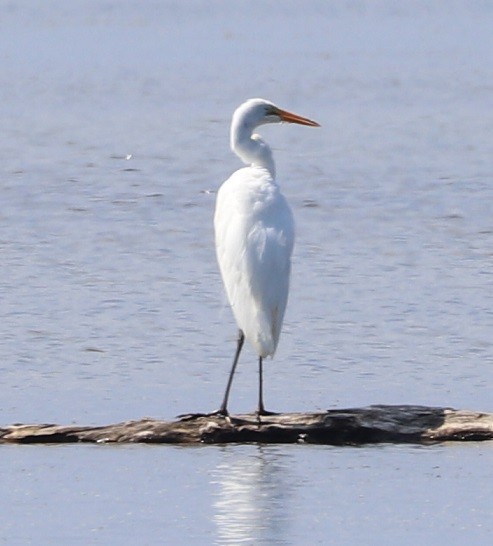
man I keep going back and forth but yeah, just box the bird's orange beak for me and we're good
[277,108,320,127]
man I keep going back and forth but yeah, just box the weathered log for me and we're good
[1,405,492,445]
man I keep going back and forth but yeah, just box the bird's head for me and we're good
[233,98,320,130]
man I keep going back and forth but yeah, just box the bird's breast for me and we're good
[214,166,295,358]
[222,168,280,213]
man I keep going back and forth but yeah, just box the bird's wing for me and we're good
[214,168,294,356]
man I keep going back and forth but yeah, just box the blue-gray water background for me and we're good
[1,1,492,544]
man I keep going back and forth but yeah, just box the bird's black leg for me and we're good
[179,331,245,421]
[216,329,245,416]
[256,356,278,417]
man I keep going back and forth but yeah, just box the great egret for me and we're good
[214,98,320,416]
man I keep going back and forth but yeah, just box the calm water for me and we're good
[1,1,492,544]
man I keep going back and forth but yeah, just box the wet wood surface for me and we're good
[1,405,493,445]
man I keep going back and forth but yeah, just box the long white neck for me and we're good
[230,115,276,177]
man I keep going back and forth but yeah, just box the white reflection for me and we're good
[212,447,293,545]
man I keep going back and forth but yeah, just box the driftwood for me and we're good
[1,405,493,445]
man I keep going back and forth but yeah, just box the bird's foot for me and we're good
[206,410,254,426]
[177,409,228,420]
[254,408,279,426]
[256,409,279,417]
[178,410,259,427]
[210,407,231,418]
[177,412,209,421]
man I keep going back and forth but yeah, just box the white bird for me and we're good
[214,98,320,416]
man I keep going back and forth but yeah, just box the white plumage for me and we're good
[215,166,294,357]
[214,98,319,416]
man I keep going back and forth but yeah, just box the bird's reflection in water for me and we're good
[212,447,293,545]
